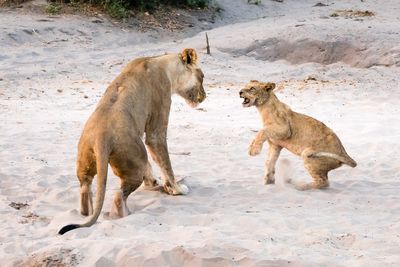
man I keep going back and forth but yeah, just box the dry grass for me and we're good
[0,0,29,6]
[330,9,375,18]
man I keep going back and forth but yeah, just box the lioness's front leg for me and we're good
[145,135,188,195]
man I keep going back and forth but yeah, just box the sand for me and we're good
[1,0,400,266]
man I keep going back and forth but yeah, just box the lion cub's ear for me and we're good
[181,48,198,65]
[263,82,276,91]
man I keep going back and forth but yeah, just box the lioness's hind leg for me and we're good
[110,178,142,219]
[76,172,95,216]
[77,156,96,216]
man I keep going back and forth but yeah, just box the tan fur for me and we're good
[240,80,356,190]
[59,48,206,234]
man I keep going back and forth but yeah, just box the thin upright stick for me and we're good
[206,32,210,55]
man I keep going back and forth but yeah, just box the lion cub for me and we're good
[240,80,356,190]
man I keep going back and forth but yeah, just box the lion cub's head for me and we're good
[175,48,206,108]
[239,80,276,108]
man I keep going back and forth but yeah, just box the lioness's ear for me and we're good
[181,48,198,65]
[263,82,276,91]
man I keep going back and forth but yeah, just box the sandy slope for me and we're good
[1,0,400,266]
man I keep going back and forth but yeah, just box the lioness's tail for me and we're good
[309,152,357,167]
[59,143,109,235]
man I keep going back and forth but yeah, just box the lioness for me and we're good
[59,48,206,235]
[240,80,356,190]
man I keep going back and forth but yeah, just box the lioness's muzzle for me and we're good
[192,86,206,103]
[198,89,206,103]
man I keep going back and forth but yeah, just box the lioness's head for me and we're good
[175,48,206,108]
[239,80,276,108]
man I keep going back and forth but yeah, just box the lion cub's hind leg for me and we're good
[297,158,330,191]
[296,170,329,191]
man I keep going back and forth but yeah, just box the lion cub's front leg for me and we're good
[249,128,270,156]
[264,143,282,184]
[249,122,291,156]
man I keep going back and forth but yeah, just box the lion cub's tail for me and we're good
[58,143,109,235]
[308,151,357,167]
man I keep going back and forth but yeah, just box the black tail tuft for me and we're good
[58,224,80,235]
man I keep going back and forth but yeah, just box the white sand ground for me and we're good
[1,0,400,266]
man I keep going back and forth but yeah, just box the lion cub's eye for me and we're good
[249,87,256,92]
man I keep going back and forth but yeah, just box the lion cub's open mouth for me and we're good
[239,90,251,107]
[242,98,250,105]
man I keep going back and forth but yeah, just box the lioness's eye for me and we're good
[250,87,256,92]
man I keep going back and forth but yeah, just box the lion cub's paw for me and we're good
[249,141,263,156]
[264,172,275,185]
[264,178,275,185]
[292,181,311,191]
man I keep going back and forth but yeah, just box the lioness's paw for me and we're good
[164,183,189,195]
[175,183,189,195]
[249,142,262,156]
